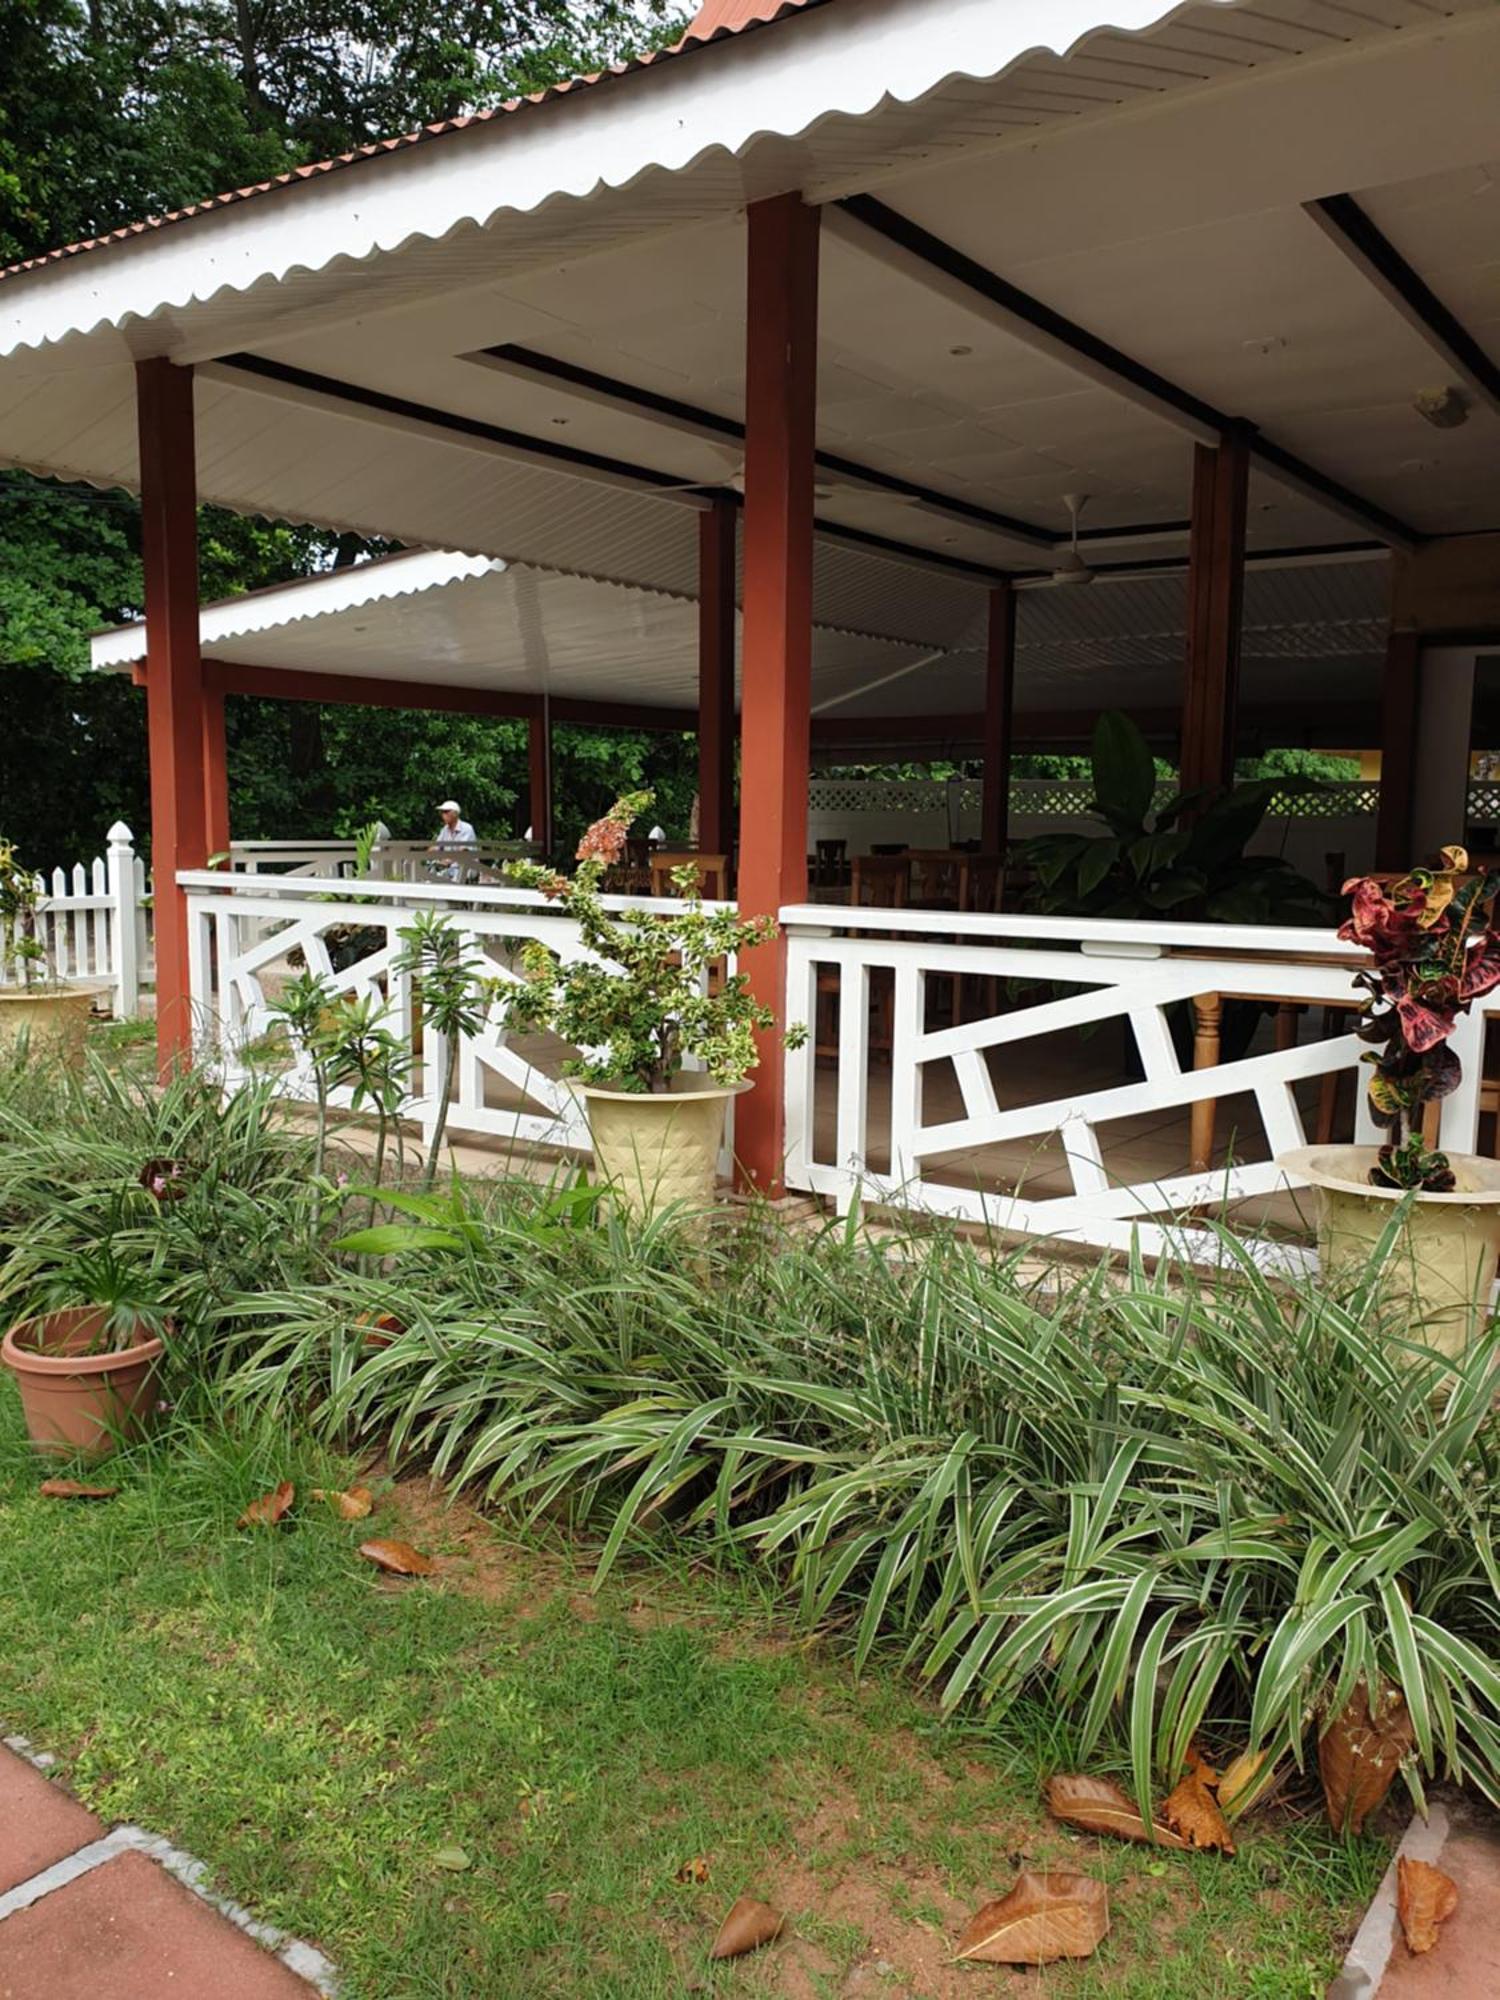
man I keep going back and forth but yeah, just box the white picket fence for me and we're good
[4,823,151,1019]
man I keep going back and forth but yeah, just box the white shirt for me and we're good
[435,819,476,846]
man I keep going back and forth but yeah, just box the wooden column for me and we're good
[202,679,230,859]
[1375,628,1420,871]
[137,358,207,1069]
[1179,429,1250,797]
[697,496,737,856]
[735,193,820,1194]
[528,706,553,854]
[981,580,1017,854]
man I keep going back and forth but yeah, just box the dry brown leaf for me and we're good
[709,1896,785,1960]
[358,1537,435,1576]
[953,1870,1109,1965]
[1319,1682,1414,1836]
[237,1480,294,1527]
[1045,1774,1188,1849]
[357,1311,404,1350]
[1161,1765,1236,1854]
[1218,1748,1271,1815]
[38,1479,118,1500]
[311,1485,373,1520]
[1397,1857,1458,1954]
[675,1857,711,1885]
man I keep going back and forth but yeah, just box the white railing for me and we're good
[808,777,1386,820]
[4,823,150,1018]
[779,904,1498,1270]
[178,871,736,1163]
[229,837,537,884]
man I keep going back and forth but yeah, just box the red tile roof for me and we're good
[0,0,826,282]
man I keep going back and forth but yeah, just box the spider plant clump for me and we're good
[227,1202,1500,1823]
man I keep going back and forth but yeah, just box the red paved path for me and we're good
[0,1746,320,2000]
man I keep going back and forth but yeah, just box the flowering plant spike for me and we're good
[1339,845,1500,1190]
[502,793,804,1093]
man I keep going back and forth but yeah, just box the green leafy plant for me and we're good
[503,792,803,1093]
[1339,844,1500,1191]
[266,968,339,1179]
[1023,712,1327,924]
[0,836,51,990]
[393,911,497,1188]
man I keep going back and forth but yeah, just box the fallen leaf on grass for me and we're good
[675,1857,711,1885]
[1045,1774,1187,1849]
[358,1537,435,1576]
[1320,1682,1414,1836]
[356,1311,404,1350]
[1397,1857,1458,1954]
[953,1870,1109,1965]
[1161,1764,1236,1854]
[710,1896,785,1960]
[237,1481,294,1527]
[39,1479,118,1500]
[432,1845,471,1873]
[311,1485,373,1520]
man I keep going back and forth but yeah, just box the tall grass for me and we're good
[227,1194,1500,1816]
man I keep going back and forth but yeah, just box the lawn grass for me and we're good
[0,1386,1390,1999]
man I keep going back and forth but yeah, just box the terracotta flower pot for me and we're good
[0,985,94,1066]
[574,1076,749,1219]
[1,1308,165,1459]
[1278,1144,1500,1359]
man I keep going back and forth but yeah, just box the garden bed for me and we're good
[0,1402,1390,2000]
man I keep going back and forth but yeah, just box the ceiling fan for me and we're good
[1050,493,1095,586]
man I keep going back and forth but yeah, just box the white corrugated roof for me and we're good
[90,544,1389,721]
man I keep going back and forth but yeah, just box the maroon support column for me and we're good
[735,194,820,1195]
[202,680,230,859]
[981,581,1017,854]
[137,358,208,1069]
[697,496,737,856]
[528,707,553,854]
[1375,628,1420,871]
[1180,429,1250,798]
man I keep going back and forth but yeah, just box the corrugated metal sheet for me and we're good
[89,544,1389,720]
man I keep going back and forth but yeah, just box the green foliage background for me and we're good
[0,0,692,861]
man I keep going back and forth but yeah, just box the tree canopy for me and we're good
[0,0,690,862]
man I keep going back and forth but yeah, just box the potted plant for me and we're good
[1279,845,1500,1355]
[0,836,95,1062]
[1,1242,167,1459]
[503,793,802,1215]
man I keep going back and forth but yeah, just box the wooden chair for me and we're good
[813,837,847,891]
[649,851,728,900]
[818,856,910,1058]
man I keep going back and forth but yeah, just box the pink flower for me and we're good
[576,812,628,867]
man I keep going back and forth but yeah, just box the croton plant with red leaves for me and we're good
[1340,845,1500,1190]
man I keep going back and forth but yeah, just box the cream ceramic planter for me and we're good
[1278,1144,1500,1359]
[0,984,94,1065]
[575,1076,749,1218]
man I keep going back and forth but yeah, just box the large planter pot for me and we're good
[574,1076,750,1218]
[1278,1145,1500,1358]
[0,984,94,1065]
[1,1308,164,1460]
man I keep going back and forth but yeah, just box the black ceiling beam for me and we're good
[1305,193,1500,421]
[833,193,1420,552]
[477,341,1056,549]
[216,352,717,501]
[214,351,1008,591]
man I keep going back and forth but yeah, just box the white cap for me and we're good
[437,799,462,814]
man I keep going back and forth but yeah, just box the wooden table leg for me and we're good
[1190,991,1222,1172]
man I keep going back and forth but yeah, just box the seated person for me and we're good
[432,798,477,879]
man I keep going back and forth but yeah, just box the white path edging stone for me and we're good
[1,1732,338,1994]
[1327,1803,1451,1999]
